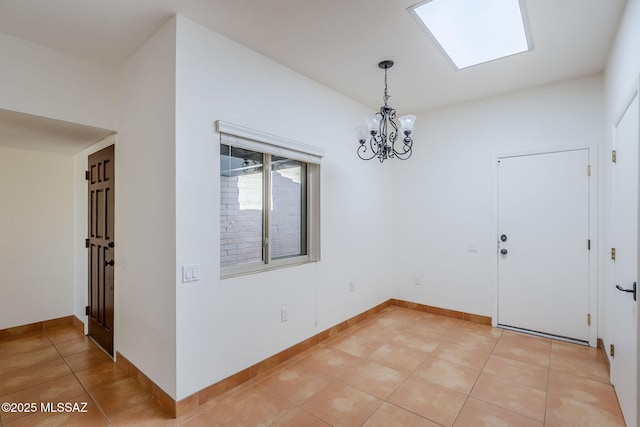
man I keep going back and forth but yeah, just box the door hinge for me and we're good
[85,305,90,316]
[587,239,591,250]
[587,164,591,176]
[611,247,616,261]
[612,150,617,163]
[610,344,615,357]
[85,170,90,180]
[587,313,591,326]
[85,238,90,248]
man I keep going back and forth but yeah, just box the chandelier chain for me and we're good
[383,67,390,106]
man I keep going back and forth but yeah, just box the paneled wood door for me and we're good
[87,145,115,356]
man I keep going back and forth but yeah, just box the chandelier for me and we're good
[355,60,415,163]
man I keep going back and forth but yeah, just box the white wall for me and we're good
[0,34,119,331]
[174,16,393,400]
[0,146,74,329]
[116,17,177,398]
[605,0,640,120]
[0,33,118,130]
[392,75,605,318]
[602,0,640,416]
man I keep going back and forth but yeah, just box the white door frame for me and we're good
[491,145,598,347]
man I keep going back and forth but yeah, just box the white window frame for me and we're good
[218,121,322,279]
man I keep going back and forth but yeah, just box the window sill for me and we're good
[221,256,318,279]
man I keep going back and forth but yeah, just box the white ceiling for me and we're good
[0,109,114,155]
[0,0,627,153]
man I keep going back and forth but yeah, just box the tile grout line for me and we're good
[382,351,444,426]
[0,329,107,425]
[269,310,470,426]
[1,313,620,426]
[351,308,444,425]
[449,330,497,427]
[381,315,494,425]
[52,331,161,423]
[354,312,480,425]
[452,329,555,426]
[197,308,616,427]
[221,307,437,426]
[544,344,551,426]
[45,329,111,424]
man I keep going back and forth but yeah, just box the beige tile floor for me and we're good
[0,306,626,426]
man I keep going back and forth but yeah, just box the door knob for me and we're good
[108,241,114,248]
[104,259,114,267]
[500,234,508,242]
[615,282,637,301]
[500,249,508,255]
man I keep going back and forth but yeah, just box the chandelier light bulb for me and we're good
[355,126,368,143]
[399,115,416,133]
[365,115,381,134]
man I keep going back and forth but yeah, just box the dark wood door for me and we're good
[87,145,115,355]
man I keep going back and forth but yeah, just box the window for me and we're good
[408,0,532,70]
[218,121,322,278]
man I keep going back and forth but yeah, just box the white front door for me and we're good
[611,90,638,427]
[497,149,590,342]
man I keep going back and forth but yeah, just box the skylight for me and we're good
[408,0,532,70]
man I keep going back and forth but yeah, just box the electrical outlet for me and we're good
[349,281,356,292]
[281,307,288,322]
[415,275,422,285]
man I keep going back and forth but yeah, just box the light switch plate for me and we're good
[182,264,200,283]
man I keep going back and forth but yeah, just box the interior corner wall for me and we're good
[0,146,74,329]
[0,34,120,332]
[173,15,393,400]
[391,75,605,318]
[72,134,118,333]
[116,16,177,398]
[0,33,118,130]
[604,0,640,119]
[602,0,640,371]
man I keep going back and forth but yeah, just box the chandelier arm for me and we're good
[391,148,412,160]
[378,143,387,162]
[387,109,398,145]
[370,132,383,157]
[357,132,387,161]
[375,138,388,162]
[357,143,377,161]
[391,137,413,160]
[371,138,383,159]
